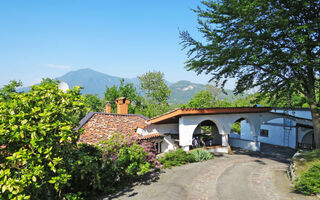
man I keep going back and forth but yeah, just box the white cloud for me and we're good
[47,64,72,69]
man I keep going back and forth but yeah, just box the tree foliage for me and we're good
[0,80,22,102]
[138,71,171,104]
[138,71,172,118]
[84,94,103,112]
[181,0,320,148]
[104,79,142,114]
[0,79,86,199]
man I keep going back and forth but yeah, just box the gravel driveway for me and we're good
[102,150,317,200]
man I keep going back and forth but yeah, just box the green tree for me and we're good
[180,0,320,148]
[0,79,86,199]
[181,90,214,108]
[180,89,232,108]
[138,71,172,118]
[84,94,103,112]
[138,71,171,104]
[104,79,142,114]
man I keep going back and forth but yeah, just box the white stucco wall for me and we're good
[229,138,260,151]
[139,123,179,136]
[271,108,312,119]
[142,108,312,152]
[241,118,297,148]
[161,135,176,152]
[178,113,267,148]
[239,108,313,149]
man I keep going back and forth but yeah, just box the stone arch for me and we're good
[191,119,221,149]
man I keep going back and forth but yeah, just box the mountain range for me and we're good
[20,68,234,104]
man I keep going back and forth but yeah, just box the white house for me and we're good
[138,107,314,153]
[229,108,313,150]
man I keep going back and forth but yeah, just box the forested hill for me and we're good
[168,80,233,104]
[19,68,234,104]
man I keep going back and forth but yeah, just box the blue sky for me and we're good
[0,0,235,89]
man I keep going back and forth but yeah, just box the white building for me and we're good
[229,108,314,150]
[139,107,314,153]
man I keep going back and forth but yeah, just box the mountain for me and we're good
[18,68,235,104]
[168,80,206,104]
[58,68,139,96]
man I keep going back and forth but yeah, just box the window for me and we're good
[260,129,269,137]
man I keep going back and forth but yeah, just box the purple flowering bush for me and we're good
[62,133,160,199]
[101,133,160,183]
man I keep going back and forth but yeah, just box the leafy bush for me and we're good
[64,143,104,198]
[0,79,86,200]
[0,80,160,199]
[101,134,155,184]
[158,148,194,169]
[64,135,158,198]
[295,163,320,195]
[63,192,84,200]
[190,149,214,162]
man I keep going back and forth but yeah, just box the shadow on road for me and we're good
[231,143,296,164]
[99,169,162,200]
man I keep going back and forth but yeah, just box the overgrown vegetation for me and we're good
[293,150,320,195]
[295,163,320,195]
[158,148,214,169]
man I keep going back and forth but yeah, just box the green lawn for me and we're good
[293,149,320,176]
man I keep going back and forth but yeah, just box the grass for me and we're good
[293,149,320,176]
[293,149,320,195]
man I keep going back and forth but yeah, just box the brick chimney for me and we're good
[115,97,130,114]
[105,101,112,113]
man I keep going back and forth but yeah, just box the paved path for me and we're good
[102,152,317,200]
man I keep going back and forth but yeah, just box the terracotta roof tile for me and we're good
[149,107,272,124]
[78,113,148,145]
[139,133,164,140]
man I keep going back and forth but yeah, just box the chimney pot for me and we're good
[105,101,112,113]
[116,97,130,114]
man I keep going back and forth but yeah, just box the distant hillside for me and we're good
[168,80,233,104]
[58,68,139,96]
[18,68,139,97]
[18,68,235,104]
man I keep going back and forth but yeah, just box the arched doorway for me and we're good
[300,131,314,149]
[230,118,247,136]
[229,117,253,139]
[192,120,221,149]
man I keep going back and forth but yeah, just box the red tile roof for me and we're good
[139,133,164,140]
[78,112,148,145]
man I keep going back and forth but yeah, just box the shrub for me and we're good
[190,149,214,162]
[101,133,155,185]
[63,192,84,200]
[295,163,320,195]
[64,144,104,198]
[0,79,86,200]
[158,148,194,169]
